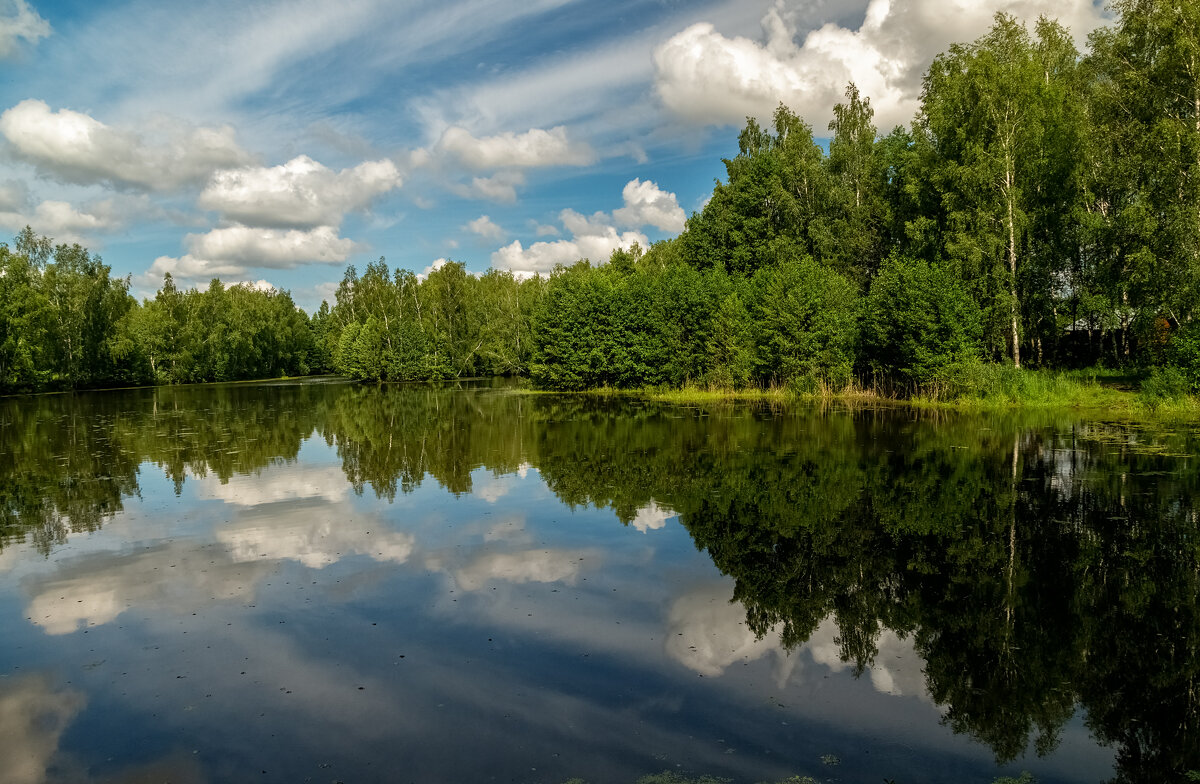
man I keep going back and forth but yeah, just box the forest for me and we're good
[2,0,1199,398]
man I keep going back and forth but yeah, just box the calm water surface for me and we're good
[1,379,1197,784]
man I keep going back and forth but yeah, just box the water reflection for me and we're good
[0,380,1197,782]
[0,675,84,784]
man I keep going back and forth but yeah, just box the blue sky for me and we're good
[0,0,1108,312]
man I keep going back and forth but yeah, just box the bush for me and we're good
[1165,322,1200,391]
[749,256,859,388]
[1140,365,1190,403]
[860,256,982,386]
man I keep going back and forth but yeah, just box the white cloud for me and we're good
[195,467,350,507]
[0,179,25,211]
[198,155,401,229]
[0,193,158,246]
[0,676,84,784]
[448,548,590,592]
[612,178,686,234]
[653,0,1111,131]
[437,125,596,169]
[0,0,49,58]
[418,257,449,281]
[142,255,244,287]
[0,99,252,190]
[491,217,648,277]
[186,225,354,267]
[0,200,110,244]
[147,225,357,285]
[26,543,274,635]
[218,508,415,570]
[490,183,657,276]
[629,500,675,534]
[455,171,526,204]
[533,222,559,237]
[465,214,505,240]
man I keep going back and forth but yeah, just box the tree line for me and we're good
[3,0,1199,395]
[0,227,313,391]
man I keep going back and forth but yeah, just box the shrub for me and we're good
[1140,365,1190,403]
[749,256,859,388]
[1165,322,1200,391]
[860,256,982,387]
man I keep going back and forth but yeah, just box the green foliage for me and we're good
[1139,366,1191,405]
[6,1,1200,395]
[749,256,859,389]
[860,257,982,384]
[1164,323,1200,392]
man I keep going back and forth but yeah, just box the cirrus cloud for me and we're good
[452,171,526,204]
[0,0,49,59]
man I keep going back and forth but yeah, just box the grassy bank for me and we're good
[562,366,1200,421]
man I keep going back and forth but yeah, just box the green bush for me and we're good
[749,256,859,388]
[1165,322,1200,391]
[860,256,982,386]
[1140,365,1190,403]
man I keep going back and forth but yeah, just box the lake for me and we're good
[1,379,1197,784]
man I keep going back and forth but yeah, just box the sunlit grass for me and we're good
[532,365,1200,421]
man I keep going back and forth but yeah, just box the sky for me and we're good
[0,0,1110,312]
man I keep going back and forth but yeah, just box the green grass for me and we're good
[527,366,1200,421]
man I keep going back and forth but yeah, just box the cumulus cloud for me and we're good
[490,177,687,276]
[664,583,930,698]
[417,257,449,281]
[0,178,25,211]
[217,507,415,570]
[198,155,401,229]
[629,500,675,534]
[448,548,591,592]
[195,467,351,507]
[653,0,1111,131]
[465,214,506,240]
[0,200,111,242]
[148,225,357,285]
[0,192,158,245]
[613,178,686,234]
[491,210,648,277]
[0,0,49,58]
[0,99,251,190]
[26,543,274,634]
[189,225,354,266]
[437,125,596,169]
[0,676,84,784]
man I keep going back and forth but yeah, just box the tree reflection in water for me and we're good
[1,380,1197,782]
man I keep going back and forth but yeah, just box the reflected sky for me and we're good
[1,382,1180,783]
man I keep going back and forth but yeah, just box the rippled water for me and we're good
[1,378,1197,783]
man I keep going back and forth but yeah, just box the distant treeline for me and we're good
[3,0,1200,395]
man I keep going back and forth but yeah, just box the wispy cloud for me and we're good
[0,0,49,58]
